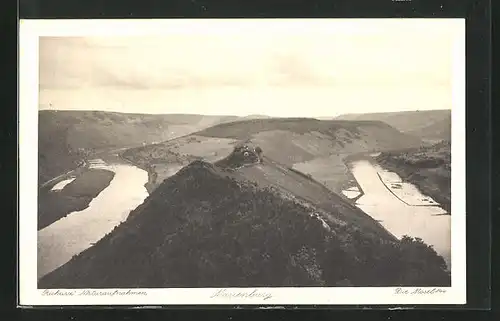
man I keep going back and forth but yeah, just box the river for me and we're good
[37,161,149,279]
[38,155,451,278]
[344,159,451,269]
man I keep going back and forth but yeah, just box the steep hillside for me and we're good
[228,157,392,240]
[122,118,422,193]
[39,161,450,288]
[38,110,239,185]
[407,117,451,141]
[335,110,451,141]
[376,140,451,213]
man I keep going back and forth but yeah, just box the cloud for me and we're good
[39,30,453,91]
[39,37,262,90]
[267,53,337,87]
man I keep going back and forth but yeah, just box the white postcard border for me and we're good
[18,19,466,306]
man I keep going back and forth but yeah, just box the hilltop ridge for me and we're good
[195,117,403,139]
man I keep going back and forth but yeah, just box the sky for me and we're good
[38,19,463,117]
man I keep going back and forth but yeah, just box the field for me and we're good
[38,169,115,230]
[376,140,451,213]
[39,161,450,288]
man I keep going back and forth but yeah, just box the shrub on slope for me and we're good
[39,161,450,288]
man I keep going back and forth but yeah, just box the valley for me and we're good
[39,160,450,288]
[37,111,452,288]
[122,118,422,194]
[38,110,246,186]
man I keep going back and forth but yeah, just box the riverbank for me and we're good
[347,159,451,269]
[38,169,115,230]
[119,153,158,193]
[375,142,451,213]
[39,161,87,190]
[38,163,149,279]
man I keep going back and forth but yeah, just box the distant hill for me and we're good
[123,118,423,193]
[38,110,244,185]
[335,110,451,141]
[195,118,422,161]
[240,114,273,120]
[39,160,450,288]
[407,117,451,141]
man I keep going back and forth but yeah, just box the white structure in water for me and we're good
[88,159,108,169]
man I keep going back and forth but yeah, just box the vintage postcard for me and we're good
[19,18,466,306]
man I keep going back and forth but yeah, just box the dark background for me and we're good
[19,0,474,18]
[6,0,493,319]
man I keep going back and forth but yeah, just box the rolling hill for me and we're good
[122,118,423,194]
[335,110,451,141]
[39,160,450,288]
[38,110,243,185]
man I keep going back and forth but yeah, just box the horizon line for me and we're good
[38,108,452,118]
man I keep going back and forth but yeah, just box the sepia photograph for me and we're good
[19,19,466,305]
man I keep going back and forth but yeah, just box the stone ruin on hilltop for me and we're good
[215,142,263,170]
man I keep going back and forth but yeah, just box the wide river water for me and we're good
[345,160,451,269]
[37,161,149,279]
